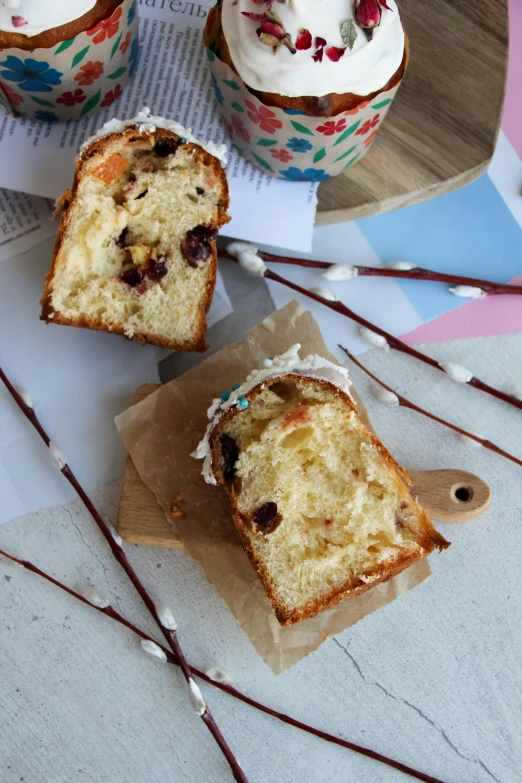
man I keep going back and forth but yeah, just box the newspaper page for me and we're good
[0,0,317,252]
[0,189,55,261]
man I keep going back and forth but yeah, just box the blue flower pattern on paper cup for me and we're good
[0,0,139,122]
[206,48,403,180]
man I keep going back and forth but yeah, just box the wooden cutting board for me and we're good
[315,0,508,225]
[117,385,492,548]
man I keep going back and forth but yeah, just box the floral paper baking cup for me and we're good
[207,47,402,181]
[0,0,138,123]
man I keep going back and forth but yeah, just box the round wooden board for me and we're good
[316,0,509,225]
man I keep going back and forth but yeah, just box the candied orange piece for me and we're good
[92,153,129,184]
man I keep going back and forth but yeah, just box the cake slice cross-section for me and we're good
[41,110,230,351]
[194,344,449,625]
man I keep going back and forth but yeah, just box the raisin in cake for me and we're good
[194,344,449,626]
[41,109,230,351]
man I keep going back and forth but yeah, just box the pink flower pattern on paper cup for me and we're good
[206,48,402,181]
[0,0,138,123]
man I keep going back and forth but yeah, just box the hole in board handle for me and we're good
[452,485,474,503]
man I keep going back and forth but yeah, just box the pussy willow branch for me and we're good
[339,347,522,469]
[0,367,246,783]
[220,253,522,414]
[243,249,522,296]
[0,548,449,783]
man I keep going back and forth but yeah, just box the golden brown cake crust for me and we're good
[0,0,123,50]
[209,374,449,626]
[40,125,230,352]
[204,2,408,118]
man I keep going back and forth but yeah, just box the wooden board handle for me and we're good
[409,469,492,523]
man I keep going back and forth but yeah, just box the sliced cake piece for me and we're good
[41,110,230,351]
[195,344,449,626]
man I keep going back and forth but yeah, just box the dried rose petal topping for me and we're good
[355,0,381,29]
[260,20,285,39]
[12,15,27,28]
[296,28,312,50]
[380,0,393,10]
[242,10,268,20]
[315,36,327,49]
[326,46,346,62]
[312,49,324,63]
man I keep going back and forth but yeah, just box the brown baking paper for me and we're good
[115,301,430,673]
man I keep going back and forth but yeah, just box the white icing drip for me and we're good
[221,0,404,98]
[384,261,416,271]
[81,107,228,165]
[372,385,399,406]
[449,285,486,299]
[0,0,96,36]
[79,585,110,609]
[359,327,389,349]
[192,343,353,485]
[439,362,474,383]
[226,241,266,277]
[49,441,67,470]
[15,385,33,409]
[154,602,177,631]
[309,285,339,302]
[205,667,233,686]
[140,639,168,662]
[188,678,207,716]
[322,264,358,281]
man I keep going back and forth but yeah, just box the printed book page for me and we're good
[0,0,317,252]
[0,189,55,261]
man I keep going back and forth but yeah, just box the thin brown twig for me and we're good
[219,253,522,414]
[0,547,450,783]
[0,366,247,783]
[338,346,522,469]
[241,248,522,297]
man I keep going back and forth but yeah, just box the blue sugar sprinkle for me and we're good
[232,384,240,391]
[238,396,249,409]
[221,391,231,401]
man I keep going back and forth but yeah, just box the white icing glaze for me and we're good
[0,0,96,36]
[81,107,228,166]
[192,343,353,485]
[221,0,404,98]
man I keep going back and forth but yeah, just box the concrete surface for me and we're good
[1,330,521,783]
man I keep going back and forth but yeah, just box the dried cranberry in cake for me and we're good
[181,225,218,268]
[196,187,205,195]
[220,433,239,480]
[147,257,168,280]
[115,227,129,248]
[252,502,282,534]
[154,138,181,158]
[120,266,144,288]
